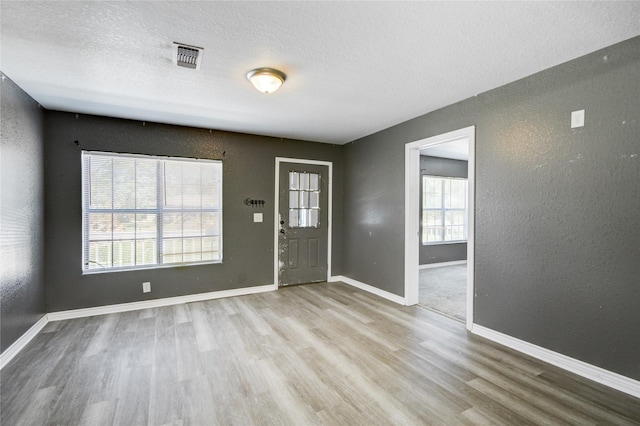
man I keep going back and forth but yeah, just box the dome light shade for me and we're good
[246,68,286,94]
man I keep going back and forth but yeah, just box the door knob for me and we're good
[280,229,285,234]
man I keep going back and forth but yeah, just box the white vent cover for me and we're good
[173,42,203,70]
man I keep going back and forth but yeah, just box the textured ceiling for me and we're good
[1,1,639,144]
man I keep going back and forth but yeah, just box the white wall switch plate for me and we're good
[571,109,585,128]
[253,212,263,223]
[142,282,151,293]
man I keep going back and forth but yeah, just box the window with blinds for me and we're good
[81,151,222,272]
[422,176,468,244]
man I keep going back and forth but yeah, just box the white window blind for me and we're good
[82,151,222,272]
[422,176,467,244]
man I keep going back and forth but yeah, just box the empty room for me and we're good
[1,2,639,424]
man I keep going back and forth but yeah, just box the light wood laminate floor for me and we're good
[2,282,639,425]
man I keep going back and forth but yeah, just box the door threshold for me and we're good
[279,280,327,288]
[417,303,466,324]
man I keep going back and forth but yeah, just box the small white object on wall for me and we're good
[571,109,585,128]
[253,213,263,223]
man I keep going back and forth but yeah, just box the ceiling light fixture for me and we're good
[246,68,286,94]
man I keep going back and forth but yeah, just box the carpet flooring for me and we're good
[419,263,467,321]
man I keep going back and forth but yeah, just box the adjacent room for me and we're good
[2,2,639,424]
[419,139,470,322]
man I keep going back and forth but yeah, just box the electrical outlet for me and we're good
[571,109,585,128]
[142,282,151,293]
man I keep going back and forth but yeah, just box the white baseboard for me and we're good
[419,260,467,270]
[330,275,406,305]
[0,314,49,370]
[471,324,640,399]
[48,284,277,321]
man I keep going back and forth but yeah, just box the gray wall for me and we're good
[419,155,468,265]
[44,112,343,312]
[0,74,46,353]
[343,36,640,380]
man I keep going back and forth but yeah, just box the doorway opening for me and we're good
[404,126,475,330]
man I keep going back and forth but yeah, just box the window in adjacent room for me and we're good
[82,151,222,272]
[422,176,467,244]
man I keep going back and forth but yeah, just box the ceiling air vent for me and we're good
[173,42,203,70]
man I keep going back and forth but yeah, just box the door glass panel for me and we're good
[299,191,309,208]
[309,192,319,208]
[299,209,308,227]
[289,172,299,190]
[289,191,299,208]
[289,209,299,227]
[299,173,309,190]
[287,171,321,228]
[309,173,319,191]
[308,209,319,227]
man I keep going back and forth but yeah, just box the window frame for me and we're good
[81,151,223,274]
[421,175,468,245]
[287,171,322,229]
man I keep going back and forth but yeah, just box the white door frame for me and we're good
[274,157,333,288]
[404,126,475,330]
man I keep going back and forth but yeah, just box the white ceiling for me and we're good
[421,138,469,161]
[1,2,639,144]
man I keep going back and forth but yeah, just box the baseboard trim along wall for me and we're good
[419,260,467,270]
[471,324,640,399]
[0,314,48,370]
[48,284,277,321]
[330,275,406,306]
